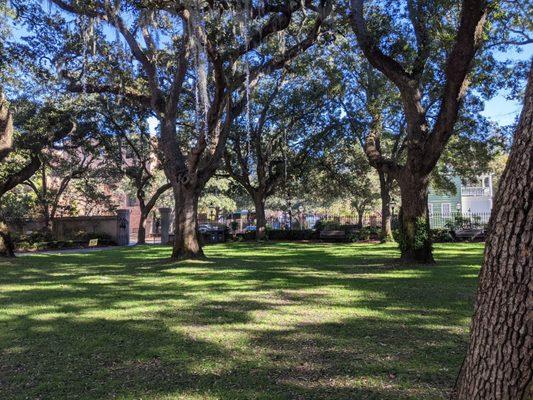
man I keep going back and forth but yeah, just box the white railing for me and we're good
[461,186,490,197]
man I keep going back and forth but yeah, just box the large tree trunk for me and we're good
[137,212,147,245]
[397,172,434,263]
[254,192,267,241]
[378,171,394,242]
[0,221,15,257]
[453,67,533,400]
[171,183,204,260]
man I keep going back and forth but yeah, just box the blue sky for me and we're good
[8,3,532,130]
[481,46,533,125]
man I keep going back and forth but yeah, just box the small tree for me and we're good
[198,177,236,222]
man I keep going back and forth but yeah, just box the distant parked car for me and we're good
[198,224,214,233]
[244,225,257,232]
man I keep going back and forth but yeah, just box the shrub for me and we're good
[16,241,35,251]
[17,230,55,244]
[313,220,324,232]
[347,227,380,242]
[253,229,318,241]
[72,231,116,245]
[430,229,455,243]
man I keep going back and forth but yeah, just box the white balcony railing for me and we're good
[461,186,490,197]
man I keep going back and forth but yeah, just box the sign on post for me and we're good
[88,239,98,247]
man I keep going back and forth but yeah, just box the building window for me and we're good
[484,176,490,187]
[442,203,451,218]
[428,203,434,216]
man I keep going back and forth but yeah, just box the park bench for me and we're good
[452,228,485,241]
[319,230,346,241]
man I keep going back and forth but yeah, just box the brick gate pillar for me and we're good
[159,207,171,245]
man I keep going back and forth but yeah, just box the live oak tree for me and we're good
[99,104,171,244]
[224,60,335,240]
[0,95,77,256]
[40,0,331,259]
[324,5,514,244]
[339,55,503,241]
[453,64,532,400]
[348,0,490,262]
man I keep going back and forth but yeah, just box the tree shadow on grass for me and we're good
[0,242,483,399]
[0,310,466,399]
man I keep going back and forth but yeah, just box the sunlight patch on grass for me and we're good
[0,242,483,400]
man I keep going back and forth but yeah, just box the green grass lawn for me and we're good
[0,242,483,400]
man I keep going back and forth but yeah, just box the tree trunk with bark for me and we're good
[378,171,394,242]
[453,66,533,400]
[350,0,489,264]
[137,212,147,245]
[397,171,433,263]
[254,192,267,241]
[0,221,15,257]
[171,183,204,260]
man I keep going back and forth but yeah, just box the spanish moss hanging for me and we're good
[188,0,209,144]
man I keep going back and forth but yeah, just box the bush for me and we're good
[313,220,325,232]
[72,231,116,245]
[444,215,484,231]
[314,221,363,233]
[393,228,454,243]
[241,229,318,241]
[16,231,117,252]
[347,227,380,242]
[16,241,35,251]
[430,229,455,243]
[16,230,55,245]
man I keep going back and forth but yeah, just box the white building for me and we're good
[460,174,494,214]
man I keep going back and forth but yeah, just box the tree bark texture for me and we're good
[137,213,147,245]
[453,66,533,400]
[0,221,15,257]
[397,171,434,263]
[171,182,204,260]
[254,193,267,241]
